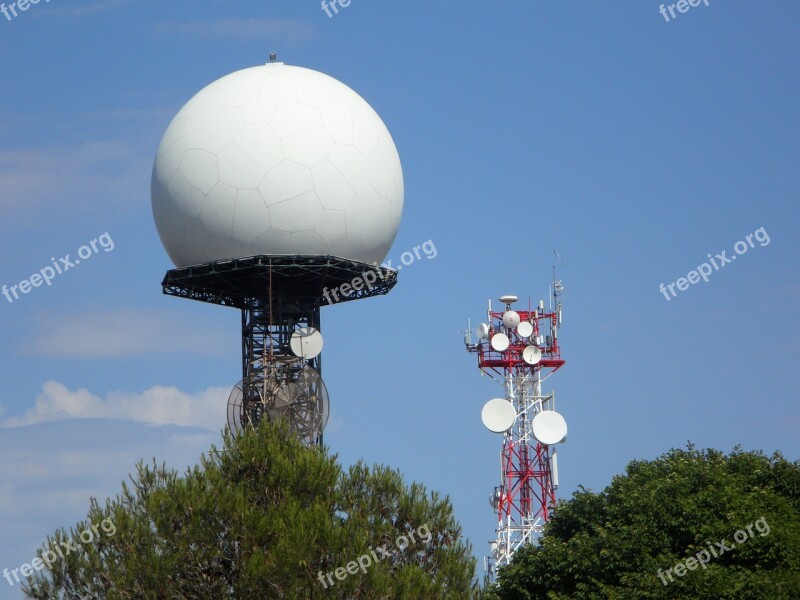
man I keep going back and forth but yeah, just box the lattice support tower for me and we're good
[465,283,566,578]
[162,254,396,444]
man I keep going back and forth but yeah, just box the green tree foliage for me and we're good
[24,421,477,599]
[483,446,800,600]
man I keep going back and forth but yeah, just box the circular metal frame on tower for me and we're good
[227,363,330,445]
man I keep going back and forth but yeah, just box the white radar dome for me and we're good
[152,61,404,267]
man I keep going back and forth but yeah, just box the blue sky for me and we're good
[0,0,798,595]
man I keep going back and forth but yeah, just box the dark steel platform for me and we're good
[161,254,397,309]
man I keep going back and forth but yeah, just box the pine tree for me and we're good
[23,421,477,599]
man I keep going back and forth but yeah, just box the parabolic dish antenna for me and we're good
[290,327,324,359]
[481,398,516,433]
[531,410,567,445]
[502,310,520,328]
[490,333,510,352]
[517,321,534,338]
[475,323,490,340]
[523,345,542,365]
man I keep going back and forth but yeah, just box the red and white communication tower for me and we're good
[464,278,566,576]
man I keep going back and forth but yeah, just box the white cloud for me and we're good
[28,308,237,359]
[44,0,135,17]
[0,105,169,221]
[157,18,315,44]
[0,140,148,217]
[76,107,172,123]
[0,420,218,581]
[2,381,228,430]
